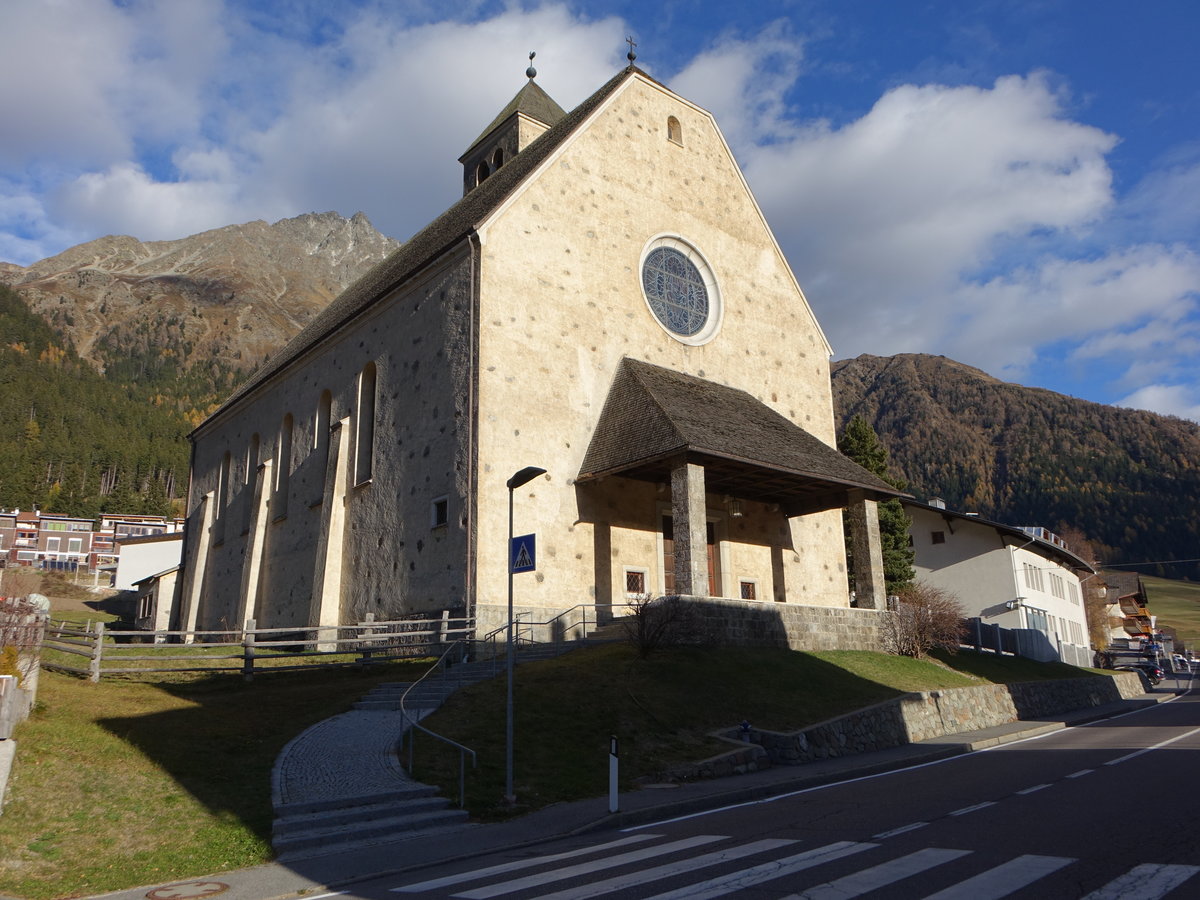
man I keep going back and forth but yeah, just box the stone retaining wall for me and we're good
[667,671,1144,780]
[680,597,889,652]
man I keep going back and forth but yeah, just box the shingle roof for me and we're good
[578,359,905,515]
[198,66,643,431]
[461,79,567,159]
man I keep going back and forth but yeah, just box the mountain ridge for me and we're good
[831,352,1200,579]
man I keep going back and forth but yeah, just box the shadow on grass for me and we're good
[94,662,430,846]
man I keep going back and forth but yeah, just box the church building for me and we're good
[177,61,902,646]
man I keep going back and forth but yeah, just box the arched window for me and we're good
[355,363,377,485]
[476,159,490,186]
[315,388,332,464]
[492,148,504,170]
[275,413,293,514]
[243,434,260,532]
[245,434,260,486]
[667,115,682,145]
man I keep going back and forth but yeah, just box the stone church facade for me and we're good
[177,66,900,644]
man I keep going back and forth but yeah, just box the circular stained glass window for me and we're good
[640,238,720,344]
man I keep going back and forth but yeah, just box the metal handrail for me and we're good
[475,604,595,673]
[400,639,477,807]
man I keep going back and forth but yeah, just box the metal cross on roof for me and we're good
[626,36,637,63]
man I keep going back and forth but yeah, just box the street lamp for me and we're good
[505,465,545,806]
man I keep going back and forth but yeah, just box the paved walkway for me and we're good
[82,684,1185,900]
[271,707,427,809]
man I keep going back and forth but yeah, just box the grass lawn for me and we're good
[1141,575,1200,651]
[1,634,1106,898]
[0,662,430,900]
[410,643,1102,821]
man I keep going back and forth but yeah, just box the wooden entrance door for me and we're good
[662,516,717,595]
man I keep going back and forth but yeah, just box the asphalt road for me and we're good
[323,684,1200,900]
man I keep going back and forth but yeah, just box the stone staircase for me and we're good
[270,635,616,859]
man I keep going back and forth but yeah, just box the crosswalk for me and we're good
[390,832,1200,899]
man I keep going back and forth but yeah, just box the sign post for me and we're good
[609,735,619,813]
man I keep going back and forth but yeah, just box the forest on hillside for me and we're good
[0,285,200,517]
[832,354,1200,581]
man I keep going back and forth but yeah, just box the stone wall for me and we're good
[681,597,889,652]
[667,672,1144,779]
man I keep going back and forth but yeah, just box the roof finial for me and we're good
[526,51,537,80]
[626,36,637,64]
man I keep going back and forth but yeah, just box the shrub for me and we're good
[622,594,705,658]
[884,582,966,657]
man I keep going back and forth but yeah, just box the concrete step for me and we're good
[274,785,438,819]
[273,806,471,858]
[273,794,452,836]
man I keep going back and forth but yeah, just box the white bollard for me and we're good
[609,736,619,814]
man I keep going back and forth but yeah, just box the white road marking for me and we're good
[872,822,928,839]
[453,835,726,899]
[1104,723,1200,766]
[1016,783,1051,795]
[390,834,662,892]
[1066,769,1093,778]
[1081,863,1200,899]
[921,853,1075,899]
[641,841,877,900]
[526,838,796,900]
[949,801,996,816]
[785,847,971,899]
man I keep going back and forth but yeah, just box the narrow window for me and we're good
[430,495,449,529]
[216,450,232,541]
[355,362,377,485]
[492,148,504,170]
[739,580,758,601]
[243,433,260,532]
[275,413,293,516]
[476,160,490,186]
[245,434,260,486]
[667,115,682,145]
[314,389,332,496]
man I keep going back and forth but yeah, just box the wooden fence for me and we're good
[41,612,474,682]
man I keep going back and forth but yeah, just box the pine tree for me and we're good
[839,415,915,593]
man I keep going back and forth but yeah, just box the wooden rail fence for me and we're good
[41,612,474,682]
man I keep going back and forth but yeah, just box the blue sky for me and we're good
[3,1,1199,420]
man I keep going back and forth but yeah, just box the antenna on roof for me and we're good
[626,36,637,64]
[526,51,537,80]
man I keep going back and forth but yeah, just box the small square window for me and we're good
[430,496,449,529]
[931,531,946,545]
[740,580,757,600]
[624,568,648,597]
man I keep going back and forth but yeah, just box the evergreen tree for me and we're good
[839,415,915,593]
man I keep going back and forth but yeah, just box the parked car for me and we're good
[1116,662,1163,685]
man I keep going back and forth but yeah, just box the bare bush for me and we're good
[1,594,47,685]
[884,582,966,657]
[623,594,704,658]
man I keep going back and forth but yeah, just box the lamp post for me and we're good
[505,465,545,806]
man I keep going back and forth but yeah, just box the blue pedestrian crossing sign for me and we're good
[510,533,536,573]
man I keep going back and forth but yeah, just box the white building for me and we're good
[906,499,1095,665]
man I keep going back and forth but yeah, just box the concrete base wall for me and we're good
[678,596,888,652]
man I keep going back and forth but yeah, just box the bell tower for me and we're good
[459,52,566,196]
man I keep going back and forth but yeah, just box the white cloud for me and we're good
[1117,384,1200,423]
[671,21,805,148]
[5,3,625,251]
[51,163,242,241]
[947,245,1200,376]
[736,75,1117,349]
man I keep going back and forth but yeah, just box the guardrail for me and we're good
[399,640,476,807]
